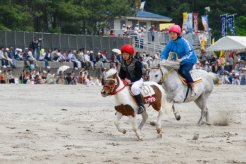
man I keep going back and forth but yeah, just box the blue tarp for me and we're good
[136,10,171,20]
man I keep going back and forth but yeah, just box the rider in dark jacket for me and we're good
[119,44,145,114]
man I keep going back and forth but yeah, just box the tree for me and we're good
[0,0,134,34]
[236,16,246,36]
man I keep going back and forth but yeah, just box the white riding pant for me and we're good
[131,78,143,95]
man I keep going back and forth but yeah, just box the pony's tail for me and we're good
[208,72,221,85]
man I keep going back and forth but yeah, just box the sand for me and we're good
[0,84,245,164]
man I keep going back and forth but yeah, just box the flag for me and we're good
[220,50,225,57]
[212,38,215,45]
[193,13,199,32]
[139,1,146,10]
[187,13,193,33]
[201,15,209,31]
[220,15,227,37]
[227,15,236,35]
[182,12,188,30]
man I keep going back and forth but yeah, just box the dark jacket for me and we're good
[119,58,143,82]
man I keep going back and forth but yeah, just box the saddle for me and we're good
[177,71,202,86]
[123,80,156,104]
[141,84,156,103]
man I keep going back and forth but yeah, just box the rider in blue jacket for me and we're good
[161,25,198,96]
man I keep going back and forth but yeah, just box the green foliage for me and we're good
[0,0,133,34]
[236,16,246,36]
[0,0,245,38]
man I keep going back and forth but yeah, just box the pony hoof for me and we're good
[150,121,156,126]
[137,138,143,141]
[175,115,181,121]
[122,129,127,134]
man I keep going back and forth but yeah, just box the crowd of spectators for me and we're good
[196,50,246,85]
[1,42,245,86]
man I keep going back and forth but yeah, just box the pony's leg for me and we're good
[130,116,143,141]
[114,112,126,134]
[138,110,148,131]
[156,109,164,138]
[195,95,209,125]
[205,107,210,124]
[172,103,181,121]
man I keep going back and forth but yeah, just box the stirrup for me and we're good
[137,106,145,114]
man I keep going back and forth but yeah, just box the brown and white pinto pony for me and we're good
[101,68,168,140]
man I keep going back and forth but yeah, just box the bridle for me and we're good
[159,67,174,84]
[103,75,127,95]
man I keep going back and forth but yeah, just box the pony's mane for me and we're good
[106,68,118,78]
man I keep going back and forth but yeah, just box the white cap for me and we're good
[16,48,22,52]
[112,48,121,55]
[90,50,93,53]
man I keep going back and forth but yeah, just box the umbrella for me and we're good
[112,48,121,54]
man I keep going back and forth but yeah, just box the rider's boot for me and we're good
[134,94,145,114]
[190,83,198,97]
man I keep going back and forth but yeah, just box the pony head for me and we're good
[101,68,119,97]
[149,65,169,84]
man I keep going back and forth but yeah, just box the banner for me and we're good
[187,13,193,33]
[201,15,209,32]
[227,15,235,35]
[198,33,208,51]
[220,15,227,37]
[193,13,199,32]
[159,23,174,31]
[182,12,188,30]
[139,1,146,10]
[212,38,215,45]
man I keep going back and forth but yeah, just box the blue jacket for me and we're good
[161,37,197,65]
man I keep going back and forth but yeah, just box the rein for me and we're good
[111,84,127,95]
[159,67,174,84]
[104,76,127,95]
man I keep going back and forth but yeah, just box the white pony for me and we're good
[101,68,168,140]
[149,61,219,125]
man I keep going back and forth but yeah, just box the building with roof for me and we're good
[111,10,172,31]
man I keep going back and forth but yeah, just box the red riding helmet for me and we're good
[121,44,134,55]
[168,25,181,35]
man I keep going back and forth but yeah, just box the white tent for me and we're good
[206,36,246,52]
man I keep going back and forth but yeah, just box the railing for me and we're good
[0,31,131,57]
[109,29,211,53]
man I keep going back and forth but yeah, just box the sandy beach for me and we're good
[0,84,245,164]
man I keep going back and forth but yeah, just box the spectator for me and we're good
[76,49,86,68]
[39,48,46,61]
[77,71,85,84]
[212,61,222,74]
[14,48,23,61]
[67,50,81,69]
[109,30,115,37]
[149,24,156,41]
[57,51,67,62]
[0,70,6,83]
[84,51,94,69]
[6,70,15,84]
[30,37,39,60]
[44,49,52,68]
[45,70,56,84]
[8,47,15,59]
